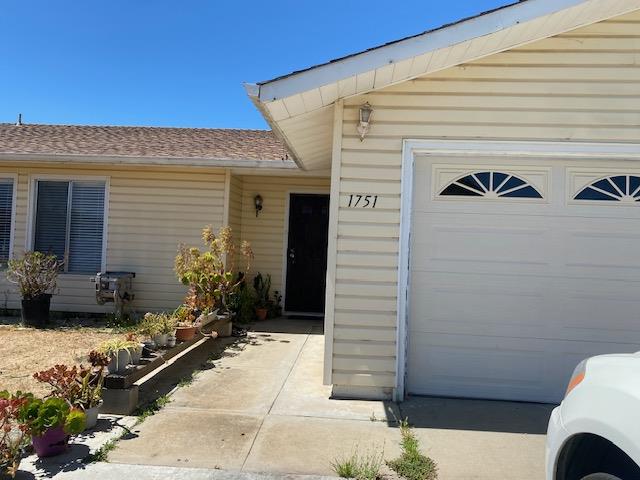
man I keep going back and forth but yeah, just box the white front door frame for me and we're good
[397,139,640,402]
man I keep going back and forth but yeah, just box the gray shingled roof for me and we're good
[0,123,289,162]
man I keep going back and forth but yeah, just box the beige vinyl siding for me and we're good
[330,11,640,395]
[0,163,226,313]
[238,175,330,296]
[228,174,244,238]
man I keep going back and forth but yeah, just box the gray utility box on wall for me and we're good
[92,271,135,315]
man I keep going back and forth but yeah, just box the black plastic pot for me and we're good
[21,294,52,327]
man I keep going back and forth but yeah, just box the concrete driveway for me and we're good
[110,318,554,479]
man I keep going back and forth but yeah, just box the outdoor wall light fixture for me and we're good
[357,102,374,141]
[254,194,263,217]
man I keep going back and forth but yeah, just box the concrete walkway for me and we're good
[109,318,553,479]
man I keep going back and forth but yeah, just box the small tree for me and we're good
[175,226,253,314]
[6,251,61,299]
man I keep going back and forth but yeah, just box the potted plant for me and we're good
[0,391,31,479]
[78,351,109,429]
[269,290,283,318]
[137,314,160,351]
[125,333,144,364]
[173,305,197,342]
[97,339,137,375]
[145,313,176,348]
[175,225,253,334]
[6,251,62,327]
[229,276,256,324]
[32,353,109,431]
[253,273,271,321]
[17,397,85,458]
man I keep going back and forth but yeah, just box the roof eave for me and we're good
[0,151,299,169]
[254,0,622,103]
[245,83,308,171]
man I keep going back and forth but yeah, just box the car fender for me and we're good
[559,384,640,468]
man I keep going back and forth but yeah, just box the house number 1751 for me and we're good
[347,194,378,208]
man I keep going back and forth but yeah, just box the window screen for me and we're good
[34,180,106,273]
[0,179,14,264]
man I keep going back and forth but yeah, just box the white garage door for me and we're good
[408,155,640,403]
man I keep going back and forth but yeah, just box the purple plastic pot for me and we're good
[31,426,69,457]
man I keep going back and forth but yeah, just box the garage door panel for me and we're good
[413,225,551,269]
[562,291,640,343]
[565,229,640,274]
[409,333,638,402]
[410,273,550,337]
[408,334,550,401]
[408,155,640,403]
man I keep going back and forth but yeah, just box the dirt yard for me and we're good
[0,323,120,396]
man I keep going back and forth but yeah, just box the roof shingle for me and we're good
[0,123,289,162]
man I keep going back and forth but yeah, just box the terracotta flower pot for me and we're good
[32,426,69,457]
[175,326,197,342]
[255,307,268,321]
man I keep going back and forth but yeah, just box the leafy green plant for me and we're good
[17,397,86,437]
[269,290,283,318]
[173,305,196,327]
[6,251,63,299]
[175,225,253,314]
[253,273,271,309]
[229,276,256,324]
[332,448,385,480]
[97,339,137,358]
[137,313,161,338]
[387,421,437,480]
[158,313,177,334]
[0,390,32,478]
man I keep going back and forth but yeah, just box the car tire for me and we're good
[581,474,622,480]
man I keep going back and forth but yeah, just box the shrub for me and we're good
[6,251,62,299]
[175,225,253,314]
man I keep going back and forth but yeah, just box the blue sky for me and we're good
[0,0,509,130]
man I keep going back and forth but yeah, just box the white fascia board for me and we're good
[245,85,308,171]
[404,139,640,159]
[0,152,299,169]
[256,0,591,103]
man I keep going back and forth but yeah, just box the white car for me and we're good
[546,354,640,480]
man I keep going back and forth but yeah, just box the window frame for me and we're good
[27,175,110,275]
[567,168,640,206]
[0,174,19,266]
[432,165,550,204]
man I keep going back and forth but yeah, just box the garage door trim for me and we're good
[396,139,640,402]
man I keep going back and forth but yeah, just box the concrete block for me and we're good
[102,386,139,415]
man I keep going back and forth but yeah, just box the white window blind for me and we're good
[0,179,14,264]
[34,180,106,274]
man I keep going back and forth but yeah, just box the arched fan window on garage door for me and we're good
[575,175,640,203]
[439,171,543,199]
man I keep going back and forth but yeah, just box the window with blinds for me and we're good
[0,179,14,265]
[33,180,106,274]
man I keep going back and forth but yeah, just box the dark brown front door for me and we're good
[285,194,329,314]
